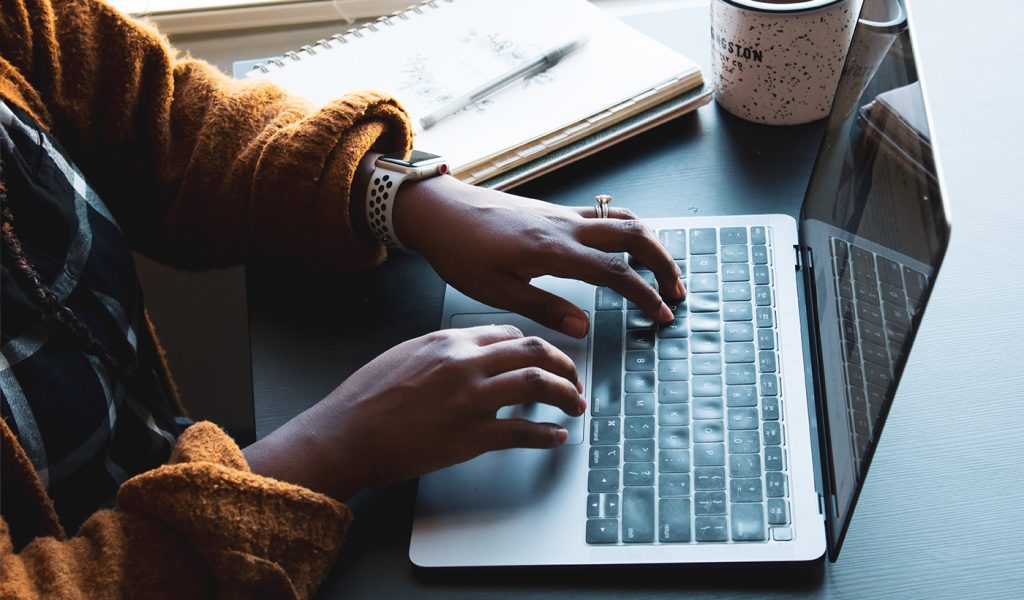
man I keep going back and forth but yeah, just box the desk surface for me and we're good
[247,1,1024,597]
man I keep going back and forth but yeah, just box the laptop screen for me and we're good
[798,0,951,558]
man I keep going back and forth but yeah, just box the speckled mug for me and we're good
[711,0,863,125]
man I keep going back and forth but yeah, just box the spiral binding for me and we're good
[250,0,454,74]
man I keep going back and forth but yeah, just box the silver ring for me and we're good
[595,194,612,219]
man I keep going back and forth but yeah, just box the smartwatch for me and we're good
[365,150,449,251]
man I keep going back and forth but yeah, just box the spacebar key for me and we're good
[591,310,624,416]
[622,487,655,543]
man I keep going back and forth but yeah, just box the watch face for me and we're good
[379,150,444,167]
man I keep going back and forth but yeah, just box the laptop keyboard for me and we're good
[586,226,792,545]
[830,238,927,464]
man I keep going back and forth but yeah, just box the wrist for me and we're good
[391,174,469,253]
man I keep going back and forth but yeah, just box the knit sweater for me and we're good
[0,0,414,597]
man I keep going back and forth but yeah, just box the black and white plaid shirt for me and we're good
[1,100,185,532]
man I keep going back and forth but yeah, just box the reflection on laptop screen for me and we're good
[800,0,950,554]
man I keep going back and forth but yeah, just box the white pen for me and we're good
[419,35,589,130]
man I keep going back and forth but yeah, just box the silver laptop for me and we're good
[411,0,950,566]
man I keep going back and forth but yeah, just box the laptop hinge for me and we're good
[794,244,803,271]
[817,493,826,515]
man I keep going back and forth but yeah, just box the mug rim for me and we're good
[718,0,847,13]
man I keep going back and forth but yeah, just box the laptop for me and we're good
[411,0,950,566]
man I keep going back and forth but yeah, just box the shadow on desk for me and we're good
[318,480,824,599]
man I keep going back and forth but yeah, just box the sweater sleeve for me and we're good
[1,422,351,599]
[0,0,414,270]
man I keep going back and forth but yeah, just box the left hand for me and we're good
[393,175,686,338]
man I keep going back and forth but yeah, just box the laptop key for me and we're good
[689,273,719,293]
[592,311,623,416]
[659,229,687,259]
[627,310,655,329]
[730,478,763,502]
[723,263,751,282]
[763,422,783,446]
[756,328,775,350]
[760,373,779,396]
[691,313,722,332]
[625,416,655,439]
[588,469,619,493]
[727,408,759,430]
[725,342,755,363]
[659,473,691,497]
[755,307,774,328]
[691,375,723,397]
[750,226,766,245]
[658,317,689,338]
[726,385,757,407]
[751,245,768,265]
[693,420,724,443]
[659,499,692,542]
[604,494,620,517]
[759,351,777,373]
[695,516,729,542]
[658,360,690,382]
[695,467,726,490]
[659,449,691,473]
[721,227,748,245]
[754,286,772,306]
[692,355,722,375]
[588,494,601,517]
[625,350,655,371]
[626,329,655,350]
[586,518,619,544]
[691,331,722,353]
[691,255,718,273]
[764,446,784,471]
[625,393,655,416]
[692,397,724,419]
[753,265,770,285]
[766,472,788,498]
[725,322,754,342]
[590,446,620,467]
[725,364,756,385]
[761,397,780,421]
[658,426,690,449]
[625,440,654,462]
[658,382,688,404]
[721,245,749,263]
[728,430,760,454]
[767,498,790,525]
[690,293,721,312]
[658,338,687,360]
[624,463,655,486]
[694,443,725,466]
[723,302,753,322]
[731,504,766,541]
[622,487,655,543]
[694,492,727,516]
[729,453,761,478]
[689,228,717,255]
[591,418,621,445]
[658,404,689,426]
[723,282,752,301]
[595,287,624,311]
[624,372,655,393]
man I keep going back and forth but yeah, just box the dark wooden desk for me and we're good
[248,1,1024,597]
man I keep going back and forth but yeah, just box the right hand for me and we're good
[244,325,585,501]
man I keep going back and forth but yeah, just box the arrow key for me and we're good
[586,518,619,544]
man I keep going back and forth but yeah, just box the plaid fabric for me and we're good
[0,101,185,533]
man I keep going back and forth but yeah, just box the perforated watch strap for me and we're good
[365,168,410,251]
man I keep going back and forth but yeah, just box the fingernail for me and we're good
[675,279,687,299]
[578,396,588,415]
[658,303,674,323]
[561,315,588,338]
[555,428,569,444]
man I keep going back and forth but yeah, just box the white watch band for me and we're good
[365,168,411,251]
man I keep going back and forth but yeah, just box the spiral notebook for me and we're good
[241,0,709,188]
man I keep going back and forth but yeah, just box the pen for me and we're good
[419,35,590,130]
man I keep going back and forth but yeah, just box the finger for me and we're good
[454,324,525,346]
[479,362,584,416]
[577,218,686,302]
[480,418,569,451]
[477,336,582,393]
[476,276,591,339]
[539,247,673,324]
[571,205,638,220]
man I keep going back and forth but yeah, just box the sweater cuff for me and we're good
[118,422,349,599]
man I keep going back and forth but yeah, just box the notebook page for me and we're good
[249,0,698,172]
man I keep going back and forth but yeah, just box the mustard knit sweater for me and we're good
[0,0,414,597]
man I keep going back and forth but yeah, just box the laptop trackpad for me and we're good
[449,312,588,445]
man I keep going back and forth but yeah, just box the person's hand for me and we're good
[244,325,584,501]
[393,176,685,338]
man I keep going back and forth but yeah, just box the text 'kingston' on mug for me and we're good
[710,0,864,125]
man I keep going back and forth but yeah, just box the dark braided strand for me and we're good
[1,174,127,380]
